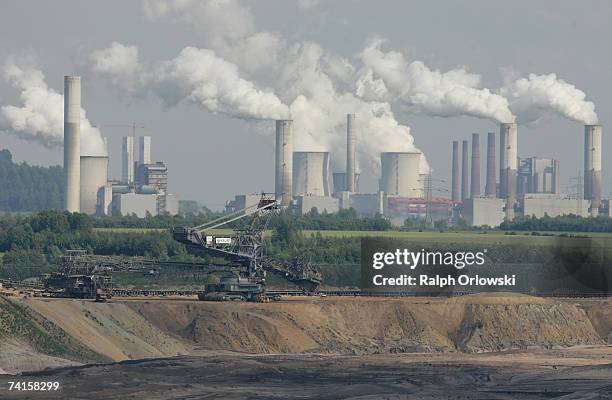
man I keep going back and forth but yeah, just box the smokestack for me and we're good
[451,141,460,203]
[584,125,602,216]
[461,140,469,201]
[122,136,135,184]
[275,120,293,206]
[470,133,481,198]
[63,76,80,212]
[500,123,518,219]
[346,113,356,192]
[485,132,496,197]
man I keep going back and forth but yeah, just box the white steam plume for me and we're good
[277,42,428,173]
[0,60,106,156]
[359,38,515,123]
[500,73,598,125]
[143,0,254,48]
[90,43,289,120]
[90,41,143,91]
[109,1,431,174]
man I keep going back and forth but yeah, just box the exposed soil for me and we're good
[1,348,612,399]
[0,293,611,397]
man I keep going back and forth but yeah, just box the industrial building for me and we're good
[139,135,151,165]
[462,198,505,227]
[295,195,339,215]
[122,136,135,185]
[332,172,360,194]
[58,74,178,218]
[518,157,560,196]
[450,122,604,227]
[521,194,589,218]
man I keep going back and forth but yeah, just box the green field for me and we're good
[92,227,612,246]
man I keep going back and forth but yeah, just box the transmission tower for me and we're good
[419,174,448,229]
[568,170,584,215]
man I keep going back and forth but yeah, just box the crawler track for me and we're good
[3,279,610,300]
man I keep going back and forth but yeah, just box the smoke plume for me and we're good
[359,38,516,123]
[135,1,430,172]
[0,60,106,156]
[500,73,598,125]
[90,43,289,120]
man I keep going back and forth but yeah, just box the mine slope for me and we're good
[1,294,611,375]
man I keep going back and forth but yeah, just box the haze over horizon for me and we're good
[0,0,609,210]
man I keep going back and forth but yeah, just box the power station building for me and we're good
[517,157,560,196]
[450,122,604,226]
[57,73,178,218]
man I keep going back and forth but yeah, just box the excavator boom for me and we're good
[172,194,322,299]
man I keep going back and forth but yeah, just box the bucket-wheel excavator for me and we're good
[173,194,322,301]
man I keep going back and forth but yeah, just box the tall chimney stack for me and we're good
[500,123,518,219]
[584,124,602,216]
[451,141,460,203]
[275,120,293,206]
[470,133,481,198]
[461,140,469,201]
[64,76,81,212]
[346,113,355,192]
[485,132,496,197]
[485,132,497,198]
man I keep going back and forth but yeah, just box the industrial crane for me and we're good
[173,193,322,301]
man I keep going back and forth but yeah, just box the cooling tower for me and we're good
[461,140,469,201]
[139,135,151,165]
[293,152,331,196]
[485,132,496,197]
[451,141,460,203]
[584,124,602,215]
[346,113,356,192]
[275,120,293,206]
[379,152,423,198]
[64,76,80,212]
[500,123,518,219]
[80,156,108,215]
[122,136,135,184]
[470,133,481,198]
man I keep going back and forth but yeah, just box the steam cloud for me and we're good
[359,38,516,123]
[93,0,599,177]
[90,43,288,120]
[0,60,106,156]
[500,73,598,125]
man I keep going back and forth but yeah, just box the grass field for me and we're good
[92,227,612,246]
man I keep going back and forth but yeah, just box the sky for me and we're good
[0,0,610,210]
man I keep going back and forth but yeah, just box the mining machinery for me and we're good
[173,193,322,301]
[41,250,115,301]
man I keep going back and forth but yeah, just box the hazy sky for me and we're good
[0,1,610,209]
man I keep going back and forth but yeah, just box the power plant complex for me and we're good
[227,115,605,227]
[60,76,605,227]
[62,76,178,217]
[455,123,604,226]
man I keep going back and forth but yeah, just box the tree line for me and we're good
[500,214,612,232]
[0,149,63,211]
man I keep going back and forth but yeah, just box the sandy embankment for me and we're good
[1,294,611,374]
